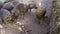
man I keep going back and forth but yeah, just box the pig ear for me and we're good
[0,1,4,8]
[4,0,9,4]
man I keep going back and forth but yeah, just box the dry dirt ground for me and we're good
[0,9,50,34]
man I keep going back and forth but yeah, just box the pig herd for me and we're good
[0,0,47,24]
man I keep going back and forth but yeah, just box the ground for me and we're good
[0,9,50,34]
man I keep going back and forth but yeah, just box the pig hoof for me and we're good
[22,18,24,20]
[38,21,40,24]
